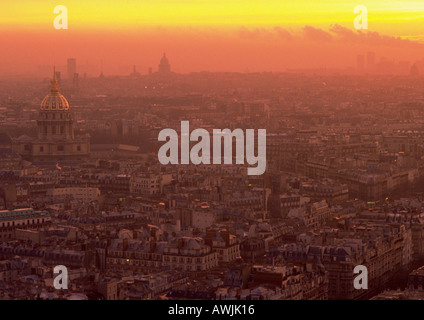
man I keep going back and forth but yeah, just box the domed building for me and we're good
[158,53,171,75]
[13,69,90,163]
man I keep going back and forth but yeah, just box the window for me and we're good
[58,145,64,151]
[77,145,81,151]
[39,146,44,152]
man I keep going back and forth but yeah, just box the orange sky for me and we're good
[1,0,424,75]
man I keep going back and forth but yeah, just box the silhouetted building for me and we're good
[158,53,171,75]
[67,58,76,79]
[73,73,79,93]
[130,65,141,77]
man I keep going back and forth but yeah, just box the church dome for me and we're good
[40,93,69,111]
[40,70,69,111]
[158,53,171,74]
[160,53,169,65]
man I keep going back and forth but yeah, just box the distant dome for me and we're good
[158,53,171,74]
[160,53,169,65]
[40,71,69,111]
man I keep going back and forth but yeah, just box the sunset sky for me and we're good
[1,0,424,75]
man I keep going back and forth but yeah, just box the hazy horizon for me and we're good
[1,1,424,76]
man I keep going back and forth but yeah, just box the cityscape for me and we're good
[2,0,424,302]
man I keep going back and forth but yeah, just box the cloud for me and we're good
[329,24,423,48]
[274,27,293,41]
[236,24,423,49]
[302,26,333,42]
[237,26,293,42]
[238,27,273,39]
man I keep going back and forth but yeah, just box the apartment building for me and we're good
[0,208,51,240]
[162,236,219,272]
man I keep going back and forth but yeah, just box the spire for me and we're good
[50,66,59,93]
[99,60,104,78]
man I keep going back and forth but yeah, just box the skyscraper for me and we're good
[73,73,79,93]
[410,63,420,76]
[67,58,76,79]
[55,71,61,83]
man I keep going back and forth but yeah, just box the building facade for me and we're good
[13,69,90,162]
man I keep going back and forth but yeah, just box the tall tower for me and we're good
[158,53,171,74]
[73,73,79,94]
[67,58,76,79]
[55,71,61,83]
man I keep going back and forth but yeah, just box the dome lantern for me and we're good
[40,67,70,111]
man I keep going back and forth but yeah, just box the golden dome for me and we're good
[40,69,70,111]
[40,93,70,111]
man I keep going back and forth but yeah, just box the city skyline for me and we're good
[3,0,424,303]
[5,49,424,80]
[1,1,424,75]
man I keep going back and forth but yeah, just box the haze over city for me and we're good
[1,0,424,76]
[3,0,424,304]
